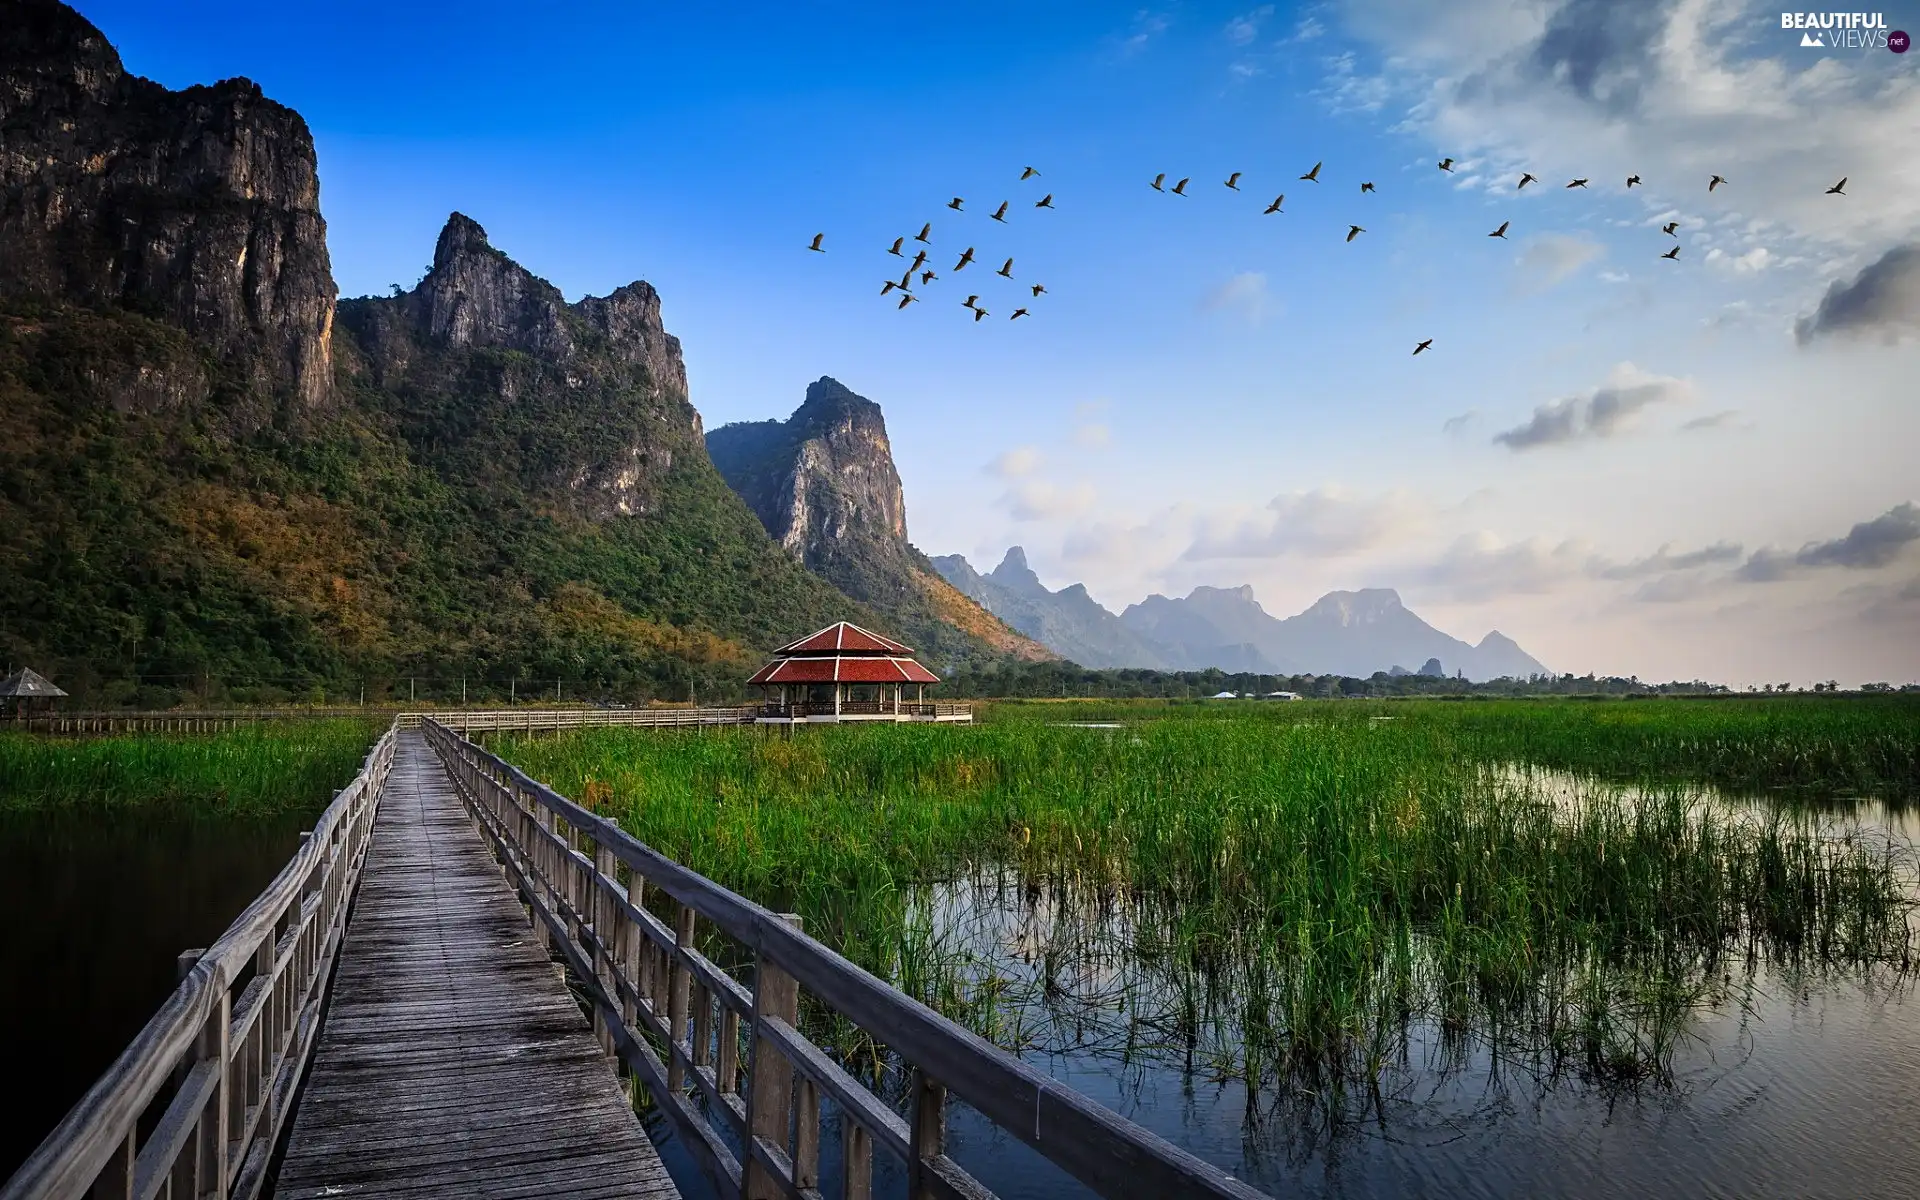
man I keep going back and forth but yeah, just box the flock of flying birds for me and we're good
[807,157,1857,352]
[807,164,1055,322]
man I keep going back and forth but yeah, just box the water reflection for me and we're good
[0,809,309,1178]
[891,785,1920,1198]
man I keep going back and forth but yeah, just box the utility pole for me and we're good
[511,675,516,704]
[410,677,415,703]
[461,676,466,706]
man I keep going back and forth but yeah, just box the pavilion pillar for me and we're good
[834,682,842,718]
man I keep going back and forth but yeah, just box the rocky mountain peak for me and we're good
[708,384,1050,665]
[0,0,337,417]
[990,547,1044,593]
[1304,588,1405,625]
[409,212,572,359]
[2,0,124,96]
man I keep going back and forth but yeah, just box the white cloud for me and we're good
[1199,271,1274,325]
[1794,242,1920,344]
[1493,361,1696,450]
[1335,0,1920,261]
[1225,5,1274,45]
[1184,487,1427,561]
[986,446,1043,478]
[1003,481,1097,522]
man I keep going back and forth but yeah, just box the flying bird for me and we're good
[1030,283,1047,297]
[1172,177,1190,195]
[1661,220,1679,235]
[1300,161,1322,182]
[973,306,989,322]
[1035,194,1054,208]
[808,233,825,252]
[1020,166,1040,180]
[1225,172,1242,190]
[991,201,1009,222]
[948,197,965,210]
[887,237,904,256]
[1264,194,1285,213]
[1567,178,1589,188]
[1438,157,1455,172]
[897,268,913,289]
[909,248,928,270]
[1413,338,1433,355]
[1827,177,1847,195]
[1708,175,1727,192]
[880,280,898,295]
[915,223,932,243]
[1626,174,1641,187]
[921,270,937,285]
[1489,220,1510,238]
[898,293,918,309]
[1661,245,1680,260]
[1361,181,1375,193]
[1010,308,1029,320]
[955,247,975,270]
[997,258,1014,278]
[1518,173,1537,189]
[1346,224,1365,242]
[963,294,980,309]
[1151,173,1166,191]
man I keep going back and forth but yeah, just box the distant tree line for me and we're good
[934,661,1920,700]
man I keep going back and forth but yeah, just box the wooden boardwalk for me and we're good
[274,732,679,1199]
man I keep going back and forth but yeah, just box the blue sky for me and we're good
[75,1,1920,684]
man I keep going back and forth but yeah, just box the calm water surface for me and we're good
[0,809,309,1179]
[6,792,1916,1199]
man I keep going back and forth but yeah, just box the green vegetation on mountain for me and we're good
[0,296,862,705]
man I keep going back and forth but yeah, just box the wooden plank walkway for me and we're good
[274,732,679,1199]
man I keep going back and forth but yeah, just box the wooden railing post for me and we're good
[907,1068,946,1200]
[842,1119,873,1200]
[667,905,695,1092]
[744,914,802,1200]
[201,989,232,1199]
[592,841,617,1061]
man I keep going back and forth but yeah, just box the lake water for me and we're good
[0,809,309,1179]
[7,789,1916,1198]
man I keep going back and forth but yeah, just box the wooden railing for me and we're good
[2,708,372,735]
[756,702,973,720]
[0,723,398,1200]
[417,706,756,733]
[422,717,1267,1200]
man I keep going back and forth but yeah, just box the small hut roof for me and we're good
[0,668,67,698]
[774,622,914,657]
[747,656,940,686]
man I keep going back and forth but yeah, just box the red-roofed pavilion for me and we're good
[748,622,970,723]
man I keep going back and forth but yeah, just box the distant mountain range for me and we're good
[932,548,1550,681]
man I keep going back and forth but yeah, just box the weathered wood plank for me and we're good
[273,733,678,1199]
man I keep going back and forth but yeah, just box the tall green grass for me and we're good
[0,720,381,816]
[492,703,1918,1112]
[985,695,1920,797]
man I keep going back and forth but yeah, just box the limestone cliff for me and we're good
[0,0,335,417]
[337,213,698,521]
[708,378,1051,663]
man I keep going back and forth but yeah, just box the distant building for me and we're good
[1209,691,1240,700]
[749,622,971,724]
[0,667,67,719]
[1261,691,1301,701]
